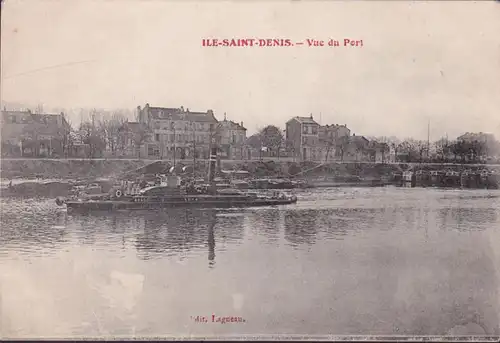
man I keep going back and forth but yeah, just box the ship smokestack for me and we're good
[208,145,218,194]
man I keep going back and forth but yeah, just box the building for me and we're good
[218,113,247,160]
[344,135,370,161]
[366,140,390,163]
[1,109,71,157]
[137,104,219,160]
[117,121,151,158]
[456,132,499,158]
[318,124,351,161]
[285,115,320,161]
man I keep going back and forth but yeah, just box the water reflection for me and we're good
[0,198,69,257]
[439,208,498,232]
[284,209,318,246]
[0,188,499,337]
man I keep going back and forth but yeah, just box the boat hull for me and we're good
[65,197,297,213]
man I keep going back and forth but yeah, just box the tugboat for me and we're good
[56,147,298,213]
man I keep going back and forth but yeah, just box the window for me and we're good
[155,134,160,142]
[302,125,308,134]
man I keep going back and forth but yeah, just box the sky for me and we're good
[1,0,500,139]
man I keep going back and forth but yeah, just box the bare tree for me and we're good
[98,111,127,156]
[336,136,349,162]
[132,124,151,159]
[78,121,106,158]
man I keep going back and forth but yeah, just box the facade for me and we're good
[318,124,351,161]
[344,135,370,161]
[1,109,71,157]
[137,104,219,160]
[218,114,247,160]
[367,141,390,163]
[117,121,150,158]
[285,115,320,161]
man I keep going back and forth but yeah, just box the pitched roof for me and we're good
[287,116,319,125]
[1,110,69,140]
[221,119,247,131]
[147,106,218,123]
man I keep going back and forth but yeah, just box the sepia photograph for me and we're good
[1,0,500,340]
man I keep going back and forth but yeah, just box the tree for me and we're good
[375,136,400,162]
[98,111,127,156]
[259,125,284,158]
[132,124,150,158]
[335,136,349,162]
[245,133,263,160]
[319,131,336,162]
[78,121,106,158]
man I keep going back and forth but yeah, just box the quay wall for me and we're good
[2,158,500,181]
[1,159,500,198]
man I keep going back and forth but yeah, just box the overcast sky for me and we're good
[1,0,499,139]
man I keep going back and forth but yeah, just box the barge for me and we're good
[56,147,298,213]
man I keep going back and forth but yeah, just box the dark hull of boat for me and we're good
[66,198,297,213]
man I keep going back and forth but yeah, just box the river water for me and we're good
[1,187,499,339]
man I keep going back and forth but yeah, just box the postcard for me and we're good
[1,0,500,340]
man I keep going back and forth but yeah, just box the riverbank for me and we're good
[2,159,499,198]
[3,158,499,181]
[0,158,399,180]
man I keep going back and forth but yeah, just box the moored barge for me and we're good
[56,147,298,213]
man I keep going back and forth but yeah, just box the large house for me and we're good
[1,109,71,157]
[285,115,320,161]
[218,113,247,160]
[137,104,220,160]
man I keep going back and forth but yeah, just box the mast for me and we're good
[208,143,217,195]
[427,118,430,158]
[192,122,196,178]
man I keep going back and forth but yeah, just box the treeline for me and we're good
[375,136,500,163]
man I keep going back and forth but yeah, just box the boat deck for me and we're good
[65,194,297,212]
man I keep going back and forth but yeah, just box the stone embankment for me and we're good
[1,158,499,198]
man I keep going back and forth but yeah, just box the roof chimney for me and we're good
[310,113,313,119]
[180,106,184,112]
[224,112,227,121]
[241,121,244,127]
[186,108,190,113]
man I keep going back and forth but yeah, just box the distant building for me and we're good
[1,109,71,157]
[117,121,151,158]
[367,140,390,163]
[285,115,320,161]
[137,104,219,160]
[218,113,247,160]
[318,124,351,161]
[344,135,370,161]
